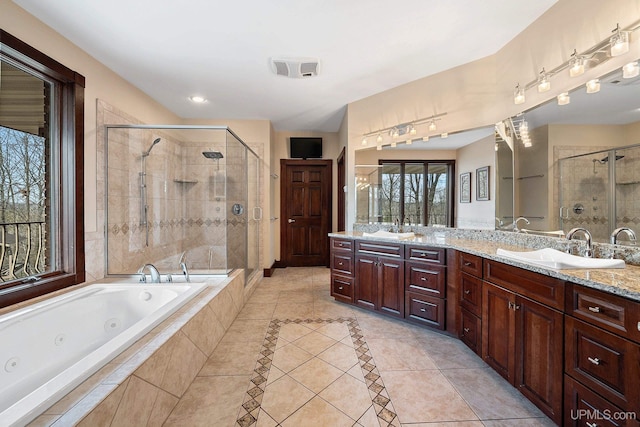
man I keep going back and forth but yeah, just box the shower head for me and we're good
[599,155,625,163]
[143,138,161,157]
[203,151,224,159]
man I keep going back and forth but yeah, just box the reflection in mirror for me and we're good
[506,62,640,244]
[494,131,514,230]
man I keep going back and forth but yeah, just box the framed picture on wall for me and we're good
[460,172,471,203]
[476,166,490,201]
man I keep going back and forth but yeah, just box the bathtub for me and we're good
[0,281,207,427]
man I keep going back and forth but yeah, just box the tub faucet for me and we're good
[566,228,593,258]
[180,261,190,283]
[514,217,530,232]
[610,227,637,245]
[138,263,161,283]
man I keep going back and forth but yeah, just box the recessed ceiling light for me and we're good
[189,96,207,103]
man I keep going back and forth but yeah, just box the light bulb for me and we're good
[428,121,436,131]
[392,128,399,138]
[514,84,525,105]
[569,54,585,77]
[610,26,629,57]
[537,69,550,93]
[376,134,383,143]
[441,133,448,138]
[623,61,639,79]
[586,79,600,94]
[361,137,368,146]
[557,92,570,106]
[390,141,397,148]
[406,139,412,145]
[422,136,429,142]
[376,143,382,151]
[523,141,532,148]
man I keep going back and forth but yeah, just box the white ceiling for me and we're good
[14,0,558,132]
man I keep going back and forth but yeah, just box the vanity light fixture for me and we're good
[406,138,412,145]
[557,92,570,105]
[390,141,397,147]
[568,50,585,77]
[610,24,630,57]
[537,68,551,92]
[441,132,448,138]
[409,124,417,135]
[360,112,447,147]
[623,61,640,78]
[586,79,601,94]
[376,134,383,143]
[376,143,382,151]
[422,136,429,142]
[391,128,400,138]
[514,84,525,105]
[428,120,437,131]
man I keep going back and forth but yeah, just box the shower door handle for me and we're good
[288,219,296,223]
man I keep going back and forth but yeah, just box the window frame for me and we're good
[0,29,85,308]
[377,159,455,227]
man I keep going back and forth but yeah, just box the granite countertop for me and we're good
[330,231,640,303]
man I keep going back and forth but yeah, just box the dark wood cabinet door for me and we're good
[482,281,516,383]
[378,257,404,318]
[515,296,564,424]
[355,255,377,310]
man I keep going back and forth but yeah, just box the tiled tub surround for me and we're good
[26,270,249,426]
[351,225,640,301]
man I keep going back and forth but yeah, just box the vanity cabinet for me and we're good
[482,260,564,425]
[458,252,483,355]
[354,241,404,318]
[564,283,640,423]
[404,245,447,329]
[330,238,354,304]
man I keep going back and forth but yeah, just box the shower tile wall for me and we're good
[615,145,640,238]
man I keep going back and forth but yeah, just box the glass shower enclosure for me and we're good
[559,143,640,243]
[105,125,260,283]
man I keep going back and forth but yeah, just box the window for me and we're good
[0,30,85,308]
[378,160,454,226]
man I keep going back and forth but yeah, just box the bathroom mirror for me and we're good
[503,61,640,243]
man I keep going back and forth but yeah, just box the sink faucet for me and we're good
[514,217,530,232]
[566,227,593,258]
[180,261,191,282]
[137,263,161,283]
[610,227,637,245]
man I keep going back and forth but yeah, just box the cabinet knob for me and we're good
[587,357,601,365]
[463,327,470,333]
[588,306,602,313]
[464,290,471,295]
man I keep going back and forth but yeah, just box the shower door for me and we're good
[614,145,640,241]
[559,152,611,242]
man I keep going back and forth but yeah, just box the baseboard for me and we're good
[263,260,285,277]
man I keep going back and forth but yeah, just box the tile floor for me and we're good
[162,267,556,427]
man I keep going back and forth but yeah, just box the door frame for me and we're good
[280,159,333,267]
[337,147,346,231]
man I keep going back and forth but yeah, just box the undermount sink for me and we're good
[496,248,625,270]
[362,230,416,240]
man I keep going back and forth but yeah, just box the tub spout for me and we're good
[180,262,190,283]
[137,263,161,283]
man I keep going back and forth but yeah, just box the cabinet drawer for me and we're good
[331,238,353,252]
[405,292,445,330]
[568,283,640,344]
[331,252,353,276]
[564,375,638,427]
[484,259,564,310]
[405,261,445,297]
[459,252,482,277]
[459,272,482,317]
[405,245,446,264]
[331,275,353,303]
[565,316,640,410]
[460,307,481,355]
[356,240,403,257]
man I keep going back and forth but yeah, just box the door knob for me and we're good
[288,219,296,223]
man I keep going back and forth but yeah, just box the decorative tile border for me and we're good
[236,317,400,427]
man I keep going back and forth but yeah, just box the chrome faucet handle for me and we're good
[180,262,190,283]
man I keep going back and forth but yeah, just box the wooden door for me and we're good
[281,159,332,267]
[378,257,404,318]
[355,254,377,310]
[482,281,516,383]
[515,295,563,424]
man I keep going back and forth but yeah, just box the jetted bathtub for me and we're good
[0,281,207,426]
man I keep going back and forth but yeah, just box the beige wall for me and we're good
[456,136,496,229]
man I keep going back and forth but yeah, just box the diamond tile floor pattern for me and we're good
[164,267,556,427]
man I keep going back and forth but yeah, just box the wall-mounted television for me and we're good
[290,137,322,159]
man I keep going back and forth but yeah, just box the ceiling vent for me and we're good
[270,58,319,78]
